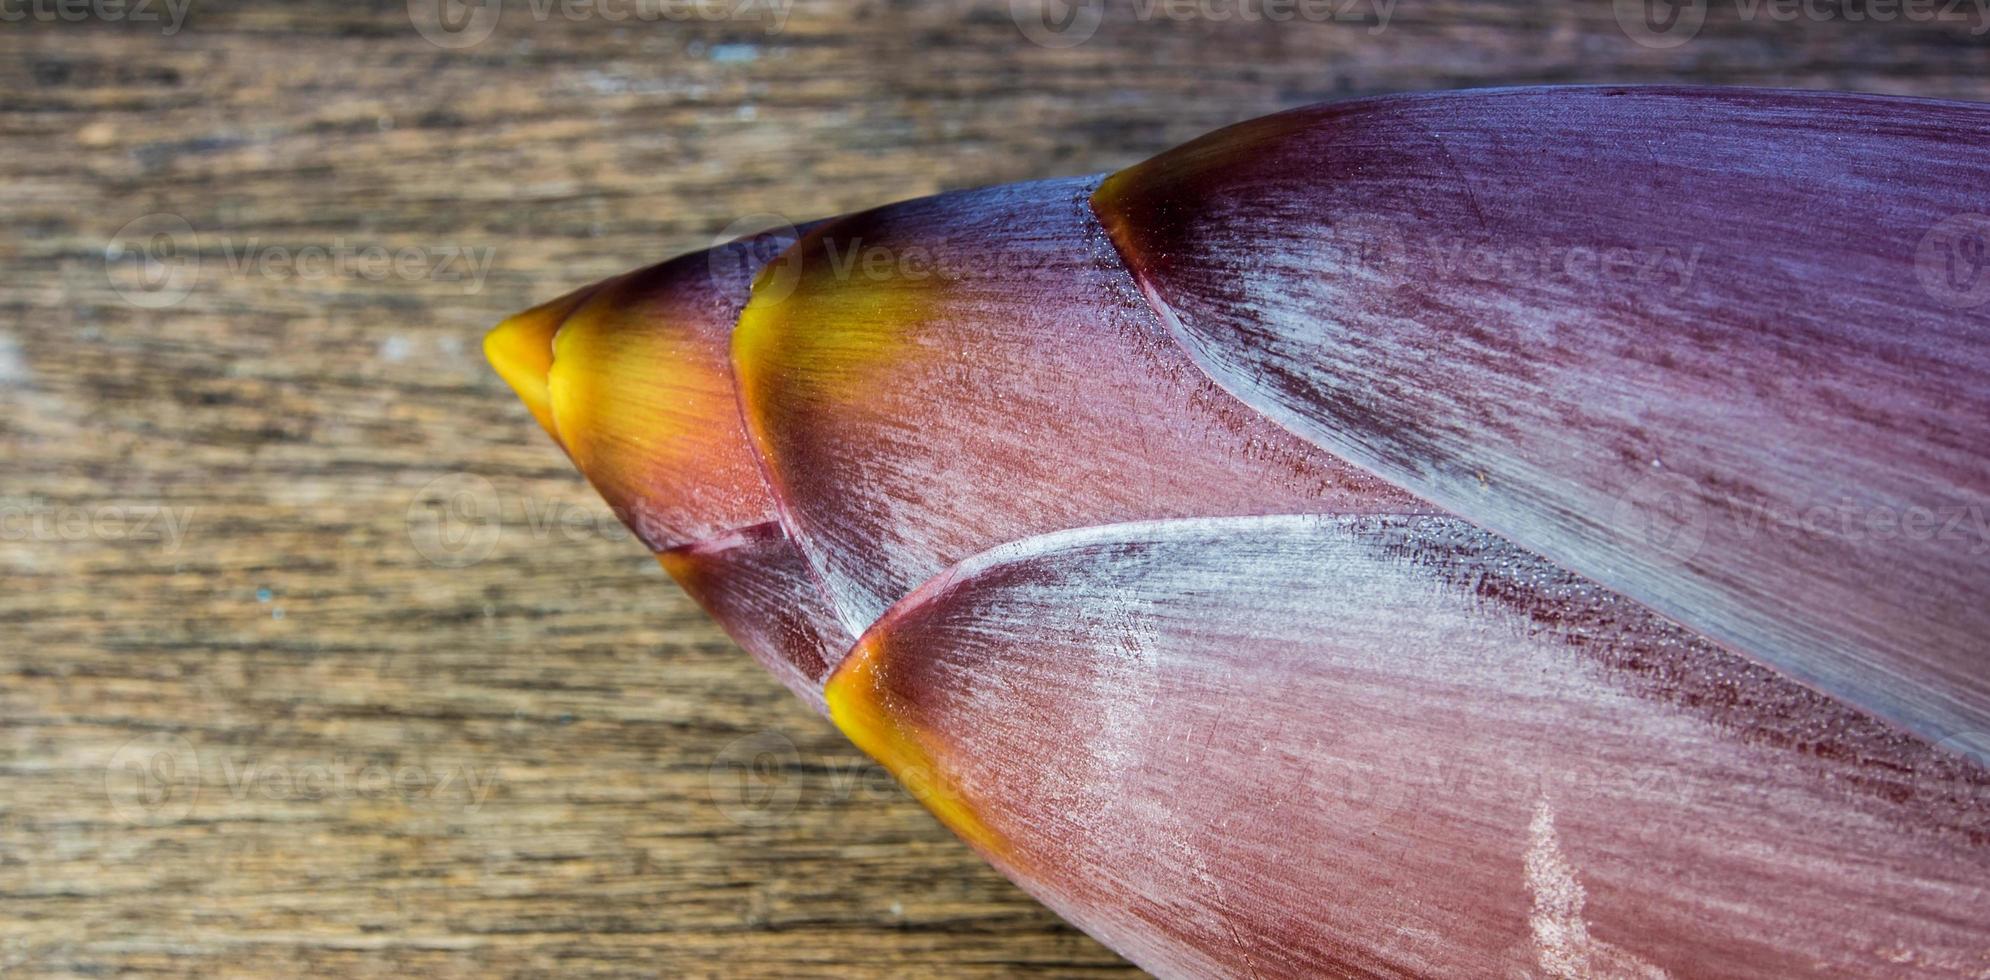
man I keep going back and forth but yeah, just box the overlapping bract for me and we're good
[832,516,1990,978]
[489,86,1990,978]
[733,174,1425,633]
[1095,86,1990,747]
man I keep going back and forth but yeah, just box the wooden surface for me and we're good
[1,2,1984,976]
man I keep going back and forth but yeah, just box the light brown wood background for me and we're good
[1,1,1984,976]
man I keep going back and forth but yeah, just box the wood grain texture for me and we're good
[1,1,1985,977]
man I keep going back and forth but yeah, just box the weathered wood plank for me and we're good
[2,1,1984,976]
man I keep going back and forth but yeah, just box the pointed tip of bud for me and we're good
[484,247,787,551]
[485,282,603,446]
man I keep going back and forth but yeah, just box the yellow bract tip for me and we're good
[731,229,941,417]
[485,284,601,445]
[825,640,1004,856]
